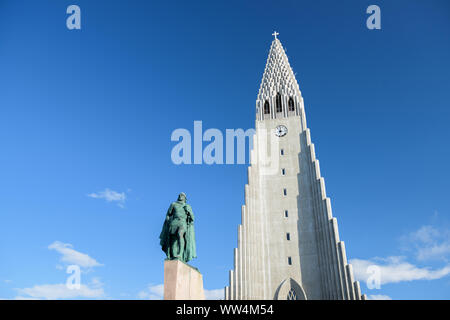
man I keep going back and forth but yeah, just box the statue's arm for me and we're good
[185,205,194,222]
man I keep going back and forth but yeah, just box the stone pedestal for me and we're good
[163,259,205,300]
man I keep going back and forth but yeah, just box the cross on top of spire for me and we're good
[272,31,279,39]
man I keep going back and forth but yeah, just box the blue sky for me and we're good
[0,0,449,300]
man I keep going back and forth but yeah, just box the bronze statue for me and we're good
[159,193,196,263]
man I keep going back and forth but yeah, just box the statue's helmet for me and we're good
[178,192,187,201]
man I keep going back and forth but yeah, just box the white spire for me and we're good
[257,36,301,102]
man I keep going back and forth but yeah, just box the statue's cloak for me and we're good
[159,202,197,263]
[183,206,197,263]
[159,217,171,256]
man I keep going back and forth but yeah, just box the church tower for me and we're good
[224,34,365,300]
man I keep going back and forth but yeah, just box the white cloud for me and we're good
[350,256,450,285]
[137,284,164,300]
[137,284,224,300]
[410,225,440,244]
[88,188,126,208]
[367,294,392,300]
[48,241,102,269]
[204,288,224,300]
[401,225,450,261]
[89,277,103,288]
[14,243,105,300]
[417,243,450,261]
[15,283,104,300]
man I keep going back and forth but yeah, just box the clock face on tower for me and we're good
[275,125,288,137]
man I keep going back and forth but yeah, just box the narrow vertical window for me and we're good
[286,233,290,241]
[276,93,282,113]
[284,210,288,218]
[280,149,284,155]
[281,168,286,175]
[288,257,292,265]
[283,188,287,196]
[264,100,270,114]
[288,97,295,111]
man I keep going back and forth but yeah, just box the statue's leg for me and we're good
[178,227,185,260]
[171,232,179,259]
[167,235,173,259]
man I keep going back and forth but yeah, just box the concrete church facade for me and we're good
[224,34,366,300]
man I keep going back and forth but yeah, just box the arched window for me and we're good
[264,101,270,114]
[276,93,282,113]
[288,97,295,111]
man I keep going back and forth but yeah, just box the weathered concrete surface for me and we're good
[164,259,205,300]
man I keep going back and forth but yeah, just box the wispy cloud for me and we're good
[48,241,102,269]
[87,188,126,208]
[137,284,224,300]
[350,256,450,285]
[204,288,224,300]
[137,284,164,300]
[367,294,392,300]
[14,242,105,300]
[15,282,104,300]
[401,225,450,262]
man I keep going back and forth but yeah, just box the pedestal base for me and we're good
[163,259,205,300]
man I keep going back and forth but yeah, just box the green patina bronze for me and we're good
[159,193,197,263]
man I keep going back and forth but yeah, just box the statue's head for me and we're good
[178,192,187,202]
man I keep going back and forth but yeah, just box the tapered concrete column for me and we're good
[164,259,205,300]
